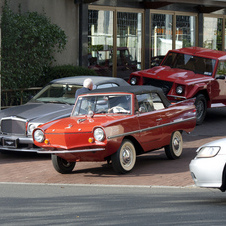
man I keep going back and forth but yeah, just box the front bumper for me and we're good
[189,156,226,188]
[37,148,105,154]
[0,135,40,152]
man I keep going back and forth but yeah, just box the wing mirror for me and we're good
[216,75,225,80]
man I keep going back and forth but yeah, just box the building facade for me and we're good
[1,0,226,79]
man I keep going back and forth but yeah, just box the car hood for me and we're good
[0,102,73,123]
[41,115,129,134]
[138,66,213,84]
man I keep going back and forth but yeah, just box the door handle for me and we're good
[156,118,162,121]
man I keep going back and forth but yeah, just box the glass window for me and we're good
[117,12,142,79]
[136,93,155,113]
[203,17,223,50]
[176,15,196,49]
[73,94,132,116]
[88,10,114,76]
[151,13,173,60]
[162,52,216,76]
[216,61,226,78]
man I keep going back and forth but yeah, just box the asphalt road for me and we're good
[1,183,226,226]
[0,107,225,187]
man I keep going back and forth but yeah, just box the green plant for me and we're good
[39,65,97,86]
[1,1,67,105]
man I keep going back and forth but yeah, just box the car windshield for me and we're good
[162,52,216,76]
[30,83,82,105]
[72,94,132,116]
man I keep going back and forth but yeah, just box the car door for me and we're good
[212,60,226,102]
[135,93,164,152]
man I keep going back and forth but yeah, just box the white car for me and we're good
[189,138,226,192]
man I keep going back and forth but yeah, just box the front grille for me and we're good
[143,77,173,95]
[1,117,27,135]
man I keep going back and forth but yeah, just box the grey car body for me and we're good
[0,76,129,152]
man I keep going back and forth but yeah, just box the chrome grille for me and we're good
[143,77,173,95]
[1,117,27,135]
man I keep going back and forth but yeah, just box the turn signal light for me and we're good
[44,139,49,145]
[88,137,94,143]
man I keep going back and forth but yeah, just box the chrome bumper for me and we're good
[37,148,105,154]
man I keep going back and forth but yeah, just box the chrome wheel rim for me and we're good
[173,133,182,156]
[120,143,135,170]
[196,100,204,120]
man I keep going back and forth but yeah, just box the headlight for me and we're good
[33,129,45,143]
[130,77,137,85]
[94,128,105,141]
[196,146,220,158]
[27,123,41,135]
[176,85,184,94]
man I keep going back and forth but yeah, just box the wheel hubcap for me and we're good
[173,137,180,151]
[196,100,204,120]
[122,146,132,166]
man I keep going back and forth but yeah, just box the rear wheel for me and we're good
[165,131,183,160]
[195,94,207,125]
[51,154,76,174]
[112,139,136,174]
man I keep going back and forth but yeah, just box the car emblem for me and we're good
[6,141,14,145]
[65,124,73,129]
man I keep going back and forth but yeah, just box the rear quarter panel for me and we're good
[160,98,196,146]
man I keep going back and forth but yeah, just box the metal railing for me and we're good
[1,87,42,109]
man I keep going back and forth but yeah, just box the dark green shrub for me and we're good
[1,1,67,106]
[38,65,97,86]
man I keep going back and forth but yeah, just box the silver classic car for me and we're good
[0,76,129,152]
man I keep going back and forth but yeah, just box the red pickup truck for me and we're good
[129,47,226,124]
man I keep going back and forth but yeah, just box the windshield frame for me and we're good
[71,93,133,117]
[30,83,82,105]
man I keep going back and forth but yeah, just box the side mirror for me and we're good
[216,75,225,80]
[139,106,146,113]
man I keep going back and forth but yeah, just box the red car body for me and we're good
[129,47,226,124]
[33,86,196,174]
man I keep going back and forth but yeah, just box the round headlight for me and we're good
[130,77,137,85]
[33,129,45,143]
[28,124,36,135]
[94,128,105,142]
[176,85,184,95]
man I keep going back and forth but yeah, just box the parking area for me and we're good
[0,107,225,187]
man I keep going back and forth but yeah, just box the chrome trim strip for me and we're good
[37,148,105,154]
[1,116,28,122]
[0,146,40,152]
[0,136,33,143]
[167,95,187,100]
[107,116,196,139]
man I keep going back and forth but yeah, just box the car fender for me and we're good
[186,82,210,100]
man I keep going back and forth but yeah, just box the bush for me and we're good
[1,1,67,106]
[38,65,97,86]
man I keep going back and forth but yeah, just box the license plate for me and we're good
[2,139,17,148]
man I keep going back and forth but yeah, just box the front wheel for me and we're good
[195,94,207,125]
[165,131,183,160]
[51,154,76,174]
[111,139,136,174]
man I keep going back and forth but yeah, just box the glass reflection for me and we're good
[203,17,223,50]
[175,15,196,49]
[88,10,114,76]
[151,14,173,67]
[117,12,142,79]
